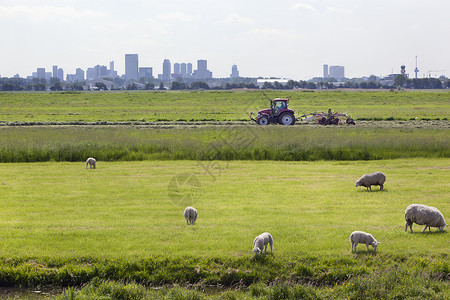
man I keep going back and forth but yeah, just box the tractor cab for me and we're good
[251,98,296,125]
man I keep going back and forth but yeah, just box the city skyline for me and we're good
[1,0,449,79]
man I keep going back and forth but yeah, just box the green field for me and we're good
[0,90,449,299]
[0,90,449,123]
[0,160,449,298]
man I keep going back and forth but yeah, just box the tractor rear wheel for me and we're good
[257,115,269,125]
[279,112,295,125]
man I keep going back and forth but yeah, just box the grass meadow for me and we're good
[0,90,449,299]
[0,90,449,123]
[0,159,449,299]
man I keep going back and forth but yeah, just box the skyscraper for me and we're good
[174,63,180,74]
[181,63,187,75]
[53,65,58,78]
[187,63,193,75]
[230,65,239,78]
[125,54,139,80]
[323,64,329,78]
[162,59,171,82]
[193,59,212,79]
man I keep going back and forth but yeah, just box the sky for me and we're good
[1,0,449,80]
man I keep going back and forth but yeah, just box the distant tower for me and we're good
[125,54,139,80]
[181,63,187,75]
[162,59,171,81]
[323,64,329,78]
[52,65,58,78]
[230,64,239,78]
[187,63,193,75]
[174,63,181,74]
[400,65,406,75]
[414,56,419,79]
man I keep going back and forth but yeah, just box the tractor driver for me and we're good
[274,101,286,115]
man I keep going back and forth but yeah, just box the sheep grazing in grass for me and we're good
[355,172,386,191]
[350,231,380,252]
[86,157,96,169]
[184,206,198,225]
[253,232,274,255]
[405,204,447,233]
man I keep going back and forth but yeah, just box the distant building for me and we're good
[36,68,46,79]
[230,64,239,78]
[52,66,58,78]
[57,68,64,81]
[256,78,290,89]
[109,61,117,78]
[193,59,212,80]
[181,63,187,75]
[323,64,329,78]
[173,63,181,74]
[329,66,345,79]
[138,67,153,79]
[161,59,171,82]
[75,68,85,81]
[86,65,108,80]
[187,63,193,75]
[125,54,139,80]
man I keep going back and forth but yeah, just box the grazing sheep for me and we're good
[184,206,198,225]
[405,204,447,233]
[355,172,386,191]
[350,231,380,252]
[252,232,274,255]
[86,157,96,169]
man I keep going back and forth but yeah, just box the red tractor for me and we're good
[250,98,296,125]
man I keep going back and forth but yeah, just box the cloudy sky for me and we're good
[1,0,449,79]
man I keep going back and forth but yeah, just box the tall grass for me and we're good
[0,126,448,163]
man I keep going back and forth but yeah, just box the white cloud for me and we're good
[222,13,253,24]
[0,5,107,23]
[156,12,198,22]
[290,3,316,12]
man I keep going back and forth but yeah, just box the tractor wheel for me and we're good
[279,112,295,125]
[257,115,269,125]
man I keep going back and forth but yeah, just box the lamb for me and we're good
[355,172,386,191]
[350,231,380,252]
[405,204,447,233]
[183,206,198,225]
[85,157,96,169]
[252,232,274,255]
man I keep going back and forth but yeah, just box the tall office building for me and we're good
[162,59,171,81]
[230,64,239,78]
[173,63,181,74]
[193,59,212,79]
[36,68,46,79]
[53,66,58,78]
[138,67,153,79]
[323,64,329,78]
[75,68,84,81]
[125,54,139,80]
[187,63,193,75]
[329,65,345,79]
[181,63,187,75]
[57,68,64,81]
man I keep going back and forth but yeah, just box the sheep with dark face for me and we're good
[86,157,96,169]
[252,232,273,255]
[184,206,198,225]
[405,204,447,233]
[350,231,380,252]
[355,172,386,191]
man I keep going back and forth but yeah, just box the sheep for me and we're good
[86,157,96,169]
[405,204,447,233]
[184,206,198,225]
[355,172,386,191]
[350,231,380,252]
[252,232,273,255]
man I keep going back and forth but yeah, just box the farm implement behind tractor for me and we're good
[250,98,355,126]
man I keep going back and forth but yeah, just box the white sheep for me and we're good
[86,157,96,169]
[350,231,380,252]
[252,232,273,255]
[355,172,386,191]
[184,206,198,225]
[405,204,447,233]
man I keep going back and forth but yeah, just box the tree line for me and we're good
[1,75,449,91]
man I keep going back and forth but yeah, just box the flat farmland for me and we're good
[0,90,449,123]
[0,90,448,299]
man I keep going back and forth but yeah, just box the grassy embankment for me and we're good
[0,90,449,123]
[0,160,448,299]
